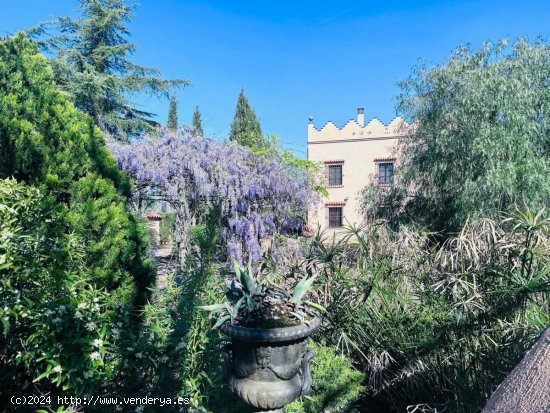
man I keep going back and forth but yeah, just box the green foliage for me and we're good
[159,212,176,246]
[167,95,179,131]
[229,89,264,148]
[125,206,229,410]
[0,34,154,405]
[192,105,204,137]
[253,135,328,198]
[312,208,549,412]
[363,38,550,232]
[286,343,365,413]
[30,0,189,138]
[0,33,153,295]
[0,178,137,404]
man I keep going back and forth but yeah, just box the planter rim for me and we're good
[219,316,321,343]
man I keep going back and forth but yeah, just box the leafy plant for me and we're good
[311,207,549,412]
[200,260,324,329]
[362,38,550,233]
[0,179,137,407]
[286,342,365,413]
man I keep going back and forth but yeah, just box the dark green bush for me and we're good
[0,179,134,403]
[0,33,154,406]
[286,343,365,413]
[0,33,153,297]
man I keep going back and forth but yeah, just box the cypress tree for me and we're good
[229,89,264,148]
[192,105,204,137]
[167,95,178,131]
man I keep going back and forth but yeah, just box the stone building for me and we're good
[307,108,408,232]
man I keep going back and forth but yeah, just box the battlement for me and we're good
[308,108,409,143]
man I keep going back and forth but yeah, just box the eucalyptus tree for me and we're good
[363,38,550,232]
[31,0,189,138]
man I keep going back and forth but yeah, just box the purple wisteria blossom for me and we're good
[108,130,318,263]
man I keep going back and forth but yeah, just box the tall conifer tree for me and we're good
[31,0,189,138]
[167,95,178,131]
[229,89,263,148]
[0,33,153,295]
[192,106,204,137]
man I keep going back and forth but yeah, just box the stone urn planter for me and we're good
[219,317,321,413]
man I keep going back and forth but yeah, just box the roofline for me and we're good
[308,135,403,145]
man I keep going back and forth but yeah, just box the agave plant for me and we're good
[199,260,324,329]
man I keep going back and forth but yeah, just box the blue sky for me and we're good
[2,0,550,156]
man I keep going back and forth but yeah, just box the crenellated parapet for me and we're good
[307,107,410,233]
[308,108,409,143]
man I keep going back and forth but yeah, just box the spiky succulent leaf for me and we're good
[290,311,306,323]
[212,315,231,330]
[291,276,315,304]
[303,300,326,313]
[230,296,246,324]
[198,303,227,312]
[242,264,258,294]
[247,295,255,311]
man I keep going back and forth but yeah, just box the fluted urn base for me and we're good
[230,371,303,410]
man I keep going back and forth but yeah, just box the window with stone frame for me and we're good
[328,206,343,228]
[328,164,343,186]
[378,162,394,185]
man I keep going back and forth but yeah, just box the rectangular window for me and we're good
[328,207,343,228]
[328,165,343,186]
[378,162,394,185]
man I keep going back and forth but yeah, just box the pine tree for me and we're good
[167,95,178,131]
[0,33,153,296]
[31,0,189,138]
[229,89,264,148]
[192,105,204,137]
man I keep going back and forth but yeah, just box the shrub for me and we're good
[311,209,549,412]
[0,33,153,298]
[286,343,365,413]
[0,33,154,406]
[0,179,135,402]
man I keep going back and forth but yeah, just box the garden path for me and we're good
[154,244,177,291]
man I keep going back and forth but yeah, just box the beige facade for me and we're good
[307,108,408,232]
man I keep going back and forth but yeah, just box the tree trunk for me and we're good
[482,327,550,413]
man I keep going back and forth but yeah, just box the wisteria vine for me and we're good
[108,130,317,263]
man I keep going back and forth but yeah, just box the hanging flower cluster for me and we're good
[108,130,317,262]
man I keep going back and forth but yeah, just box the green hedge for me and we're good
[0,33,154,405]
[0,33,153,297]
